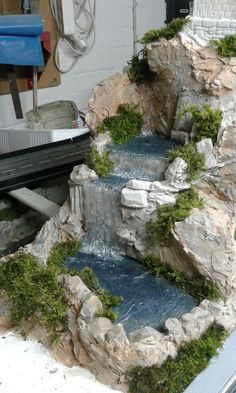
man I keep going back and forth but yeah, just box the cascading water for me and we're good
[68,134,197,333]
[82,179,123,254]
[110,135,178,181]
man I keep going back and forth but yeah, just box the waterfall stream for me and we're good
[68,135,197,333]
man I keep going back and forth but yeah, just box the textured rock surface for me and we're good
[196,138,218,169]
[70,164,98,185]
[25,201,83,264]
[86,73,160,135]
[121,188,148,208]
[172,193,236,296]
[90,131,112,155]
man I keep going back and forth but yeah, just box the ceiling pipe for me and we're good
[132,0,138,55]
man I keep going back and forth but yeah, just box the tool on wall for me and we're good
[50,0,96,74]
[0,14,44,118]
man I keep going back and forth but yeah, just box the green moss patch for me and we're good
[147,187,204,245]
[179,104,222,144]
[0,253,68,333]
[86,147,114,177]
[127,323,227,393]
[0,199,29,222]
[139,18,189,45]
[78,267,123,322]
[47,240,80,271]
[127,49,154,85]
[168,143,205,181]
[98,104,143,144]
[143,255,221,303]
[0,239,122,340]
[210,34,236,57]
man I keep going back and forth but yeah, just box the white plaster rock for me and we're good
[128,326,163,344]
[126,179,152,191]
[121,188,148,208]
[90,132,112,155]
[150,180,190,192]
[148,192,177,206]
[196,138,218,169]
[70,164,98,185]
[165,158,188,184]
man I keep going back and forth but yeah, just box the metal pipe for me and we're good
[132,0,138,55]
[33,66,38,109]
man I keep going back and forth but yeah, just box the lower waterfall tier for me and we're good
[68,252,197,334]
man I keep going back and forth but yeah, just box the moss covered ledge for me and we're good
[127,323,228,393]
[0,241,122,341]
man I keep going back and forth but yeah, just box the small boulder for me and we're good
[165,157,188,184]
[196,138,218,169]
[121,188,148,208]
[126,179,152,191]
[70,164,98,185]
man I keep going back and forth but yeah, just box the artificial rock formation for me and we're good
[86,73,160,135]
[3,19,236,393]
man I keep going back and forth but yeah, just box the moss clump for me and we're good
[179,104,222,144]
[139,18,189,45]
[210,34,236,57]
[0,253,68,333]
[168,143,205,181]
[47,240,80,271]
[98,104,143,144]
[86,147,114,177]
[127,49,154,85]
[127,323,227,393]
[0,199,29,222]
[147,187,204,245]
[78,267,123,322]
[143,256,221,302]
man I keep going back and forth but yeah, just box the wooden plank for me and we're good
[1,0,21,14]
[5,65,23,119]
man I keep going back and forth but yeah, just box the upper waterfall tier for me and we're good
[110,135,179,181]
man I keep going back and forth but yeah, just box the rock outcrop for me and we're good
[86,73,160,135]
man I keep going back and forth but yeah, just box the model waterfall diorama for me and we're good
[2,0,236,392]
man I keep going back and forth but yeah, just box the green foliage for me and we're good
[168,143,205,181]
[86,147,114,177]
[234,229,236,240]
[47,240,80,271]
[179,104,222,144]
[98,104,143,144]
[210,34,236,57]
[127,323,227,393]
[0,200,28,222]
[127,49,154,84]
[147,188,204,244]
[139,18,189,45]
[78,267,123,322]
[0,253,68,333]
[143,256,222,302]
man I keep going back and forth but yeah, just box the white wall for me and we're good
[0,0,165,127]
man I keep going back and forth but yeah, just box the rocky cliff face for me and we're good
[85,33,236,298]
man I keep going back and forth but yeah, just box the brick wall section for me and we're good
[0,0,165,127]
[194,0,236,19]
[188,17,236,39]
[188,0,236,40]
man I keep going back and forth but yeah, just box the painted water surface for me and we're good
[68,251,197,334]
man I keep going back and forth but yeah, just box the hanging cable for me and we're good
[50,0,96,74]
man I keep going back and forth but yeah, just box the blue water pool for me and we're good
[68,252,197,334]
